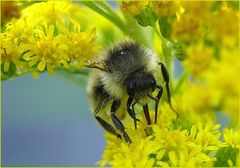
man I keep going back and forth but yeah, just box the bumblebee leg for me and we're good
[143,104,151,125]
[95,116,122,139]
[148,84,163,124]
[158,62,178,117]
[111,99,132,144]
[127,97,140,130]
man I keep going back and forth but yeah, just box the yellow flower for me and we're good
[1,1,98,76]
[121,0,149,16]
[98,126,158,168]
[210,3,239,38]
[99,98,223,167]
[223,128,240,149]
[181,82,220,113]
[21,0,80,26]
[60,22,98,68]
[182,1,213,19]
[205,48,239,125]
[21,25,69,75]
[1,19,30,73]
[172,14,202,42]
[150,1,181,17]
[183,43,213,78]
[1,1,20,24]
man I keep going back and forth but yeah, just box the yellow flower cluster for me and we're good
[174,2,239,126]
[99,101,227,167]
[150,1,181,17]
[121,0,149,16]
[98,2,239,167]
[1,1,98,76]
[121,0,180,17]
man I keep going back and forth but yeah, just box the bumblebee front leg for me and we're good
[111,99,132,143]
[159,62,178,117]
[127,97,139,130]
[148,84,163,124]
[95,116,121,138]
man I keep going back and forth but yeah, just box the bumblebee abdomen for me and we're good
[87,71,112,115]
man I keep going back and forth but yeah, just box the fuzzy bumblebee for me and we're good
[86,40,177,143]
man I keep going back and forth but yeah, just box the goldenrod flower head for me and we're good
[1,1,20,24]
[181,82,220,113]
[1,1,98,75]
[99,99,223,167]
[172,14,202,42]
[21,0,80,26]
[183,43,213,77]
[182,1,213,18]
[223,128,240,149]
[211,48,240,95]
[150,1,181,17]
[1,19,32,73]
[21,25,70,75]
[210,3,239,37]
[62,25,98,68]
[121,0,149,16]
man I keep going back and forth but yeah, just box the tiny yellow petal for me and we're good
[38,57,46,71]
[169,151,178,166]
[48,25,55,39]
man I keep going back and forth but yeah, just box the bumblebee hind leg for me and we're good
[111,99,132,144]
[95,116,122,139]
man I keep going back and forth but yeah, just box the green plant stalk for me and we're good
[96,1,123,22]
[153,24,174,91]
[79,1,129,35]
[173,70,188,95]
[80,1,150,50]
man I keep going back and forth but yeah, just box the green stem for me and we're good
[153,24,166,43]
[96,1,122,22]
[153,23,174,91]
[79,1,129,34]
[173,70,188,95]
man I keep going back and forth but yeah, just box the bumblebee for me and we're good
[86,40,177,143]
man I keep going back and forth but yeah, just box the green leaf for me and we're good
[158,16,174,39]
[1,61,17,78]
[230,1,239,10]
[134,6,158,27]
[214,147,239,167]
[171,41,186,61]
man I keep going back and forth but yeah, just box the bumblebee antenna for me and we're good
[84,58,108,72]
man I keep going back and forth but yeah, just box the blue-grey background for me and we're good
[2,72,105,166]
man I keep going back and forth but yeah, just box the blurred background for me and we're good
[2,72,106,166]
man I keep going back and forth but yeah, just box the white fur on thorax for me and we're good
[100,71,126,98]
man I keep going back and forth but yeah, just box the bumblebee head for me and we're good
[125,69,156,98]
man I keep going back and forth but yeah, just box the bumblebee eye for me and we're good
[129,80,136,89]
[119,49,128,56]
[150,78,156,87]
